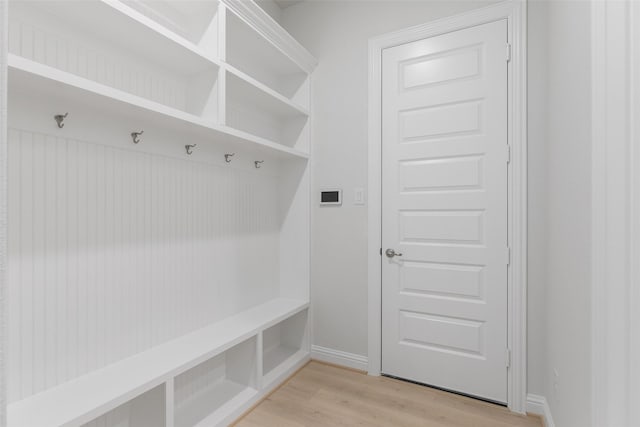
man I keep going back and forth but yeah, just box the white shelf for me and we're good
[224,4,313,100]
[7,298,309,427]
[8,54,309,160]
[226,64,310,118]
[34,0,219,75]
[222,0,317,75]
[175,381,257,427]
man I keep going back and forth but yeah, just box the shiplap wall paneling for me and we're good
[81,384,166,427]
[6,125,282,402]
[8,1,220,121]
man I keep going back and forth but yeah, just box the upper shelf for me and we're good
[222,0,317,75]
[9,54,309,160]
[224,0,315,102]
[30,0,219,75]
[226,64,309,118]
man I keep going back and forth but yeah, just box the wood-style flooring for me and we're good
[234,361,542,427]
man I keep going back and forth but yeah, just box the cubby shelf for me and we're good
[34,0,219,75]
[176,382,257,427]
[226,64,310,118]
[7,298,309,427]
[9,54,309,160]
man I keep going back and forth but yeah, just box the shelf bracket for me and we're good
[131,130,144,144]
[54,112,68,128]
[185,144,197,155]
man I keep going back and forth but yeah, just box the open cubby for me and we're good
[225,9,309,106]
[122,0,221,52]
[82,385,166,427]
[174,337,258,427]
[262,309,309,384]
[226,69,309,149]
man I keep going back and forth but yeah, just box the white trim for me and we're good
[0,1,7,425]
[221,0,317,73]
[311,346,368,372]
[526,394,555,427]
[367,0,528,413]
[591,1,639,426]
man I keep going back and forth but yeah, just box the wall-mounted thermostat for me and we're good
[320,188,342,205]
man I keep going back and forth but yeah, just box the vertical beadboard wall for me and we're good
[6,127,281,403]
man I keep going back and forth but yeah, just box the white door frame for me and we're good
[591,1,640,425]
[367,0,528,413]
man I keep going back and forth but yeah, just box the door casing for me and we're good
[367,0,528,413]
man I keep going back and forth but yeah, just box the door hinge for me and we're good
[506,247,511,266]
[506,348,512,368]
[506,145,511,163]
[380,247,382,256]
[506,43,512,62]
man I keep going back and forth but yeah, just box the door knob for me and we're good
[385,248,403,258]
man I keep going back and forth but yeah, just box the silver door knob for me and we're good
[385,248,403,258]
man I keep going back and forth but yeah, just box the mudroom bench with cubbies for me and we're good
[4,0,316,426]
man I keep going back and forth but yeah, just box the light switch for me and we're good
[354,188,365,205]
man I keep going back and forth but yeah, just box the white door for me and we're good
[381,20,509,403]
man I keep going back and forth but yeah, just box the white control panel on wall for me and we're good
[320,188,342,205]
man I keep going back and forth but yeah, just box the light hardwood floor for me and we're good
[234,361,542,427]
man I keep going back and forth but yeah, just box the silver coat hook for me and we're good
[254,160,264,169]
[54,112,68,128]
[131,130,144,144]
[185,144,197,155]
[225,153,235,163]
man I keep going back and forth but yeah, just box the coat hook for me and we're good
[54,112,68,128]
[254,160,264,169]
[185,144,197,155]
[131,130,144,144]
[225,153,235,163]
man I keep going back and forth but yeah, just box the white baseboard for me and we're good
[311,345,368,371]
[527,394,555,427]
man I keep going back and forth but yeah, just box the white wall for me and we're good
[281,0,502,361]
[283,3,593,421]
[527,0,549,398]
[544,0,592,425]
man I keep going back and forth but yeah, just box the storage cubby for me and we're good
[262,309,309,385]
[122,0,221,53]
[225,9,309,107]
[174,337,258,427]
[226,69,309,148]
[82,385,166,427]
[8,0,221,121]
